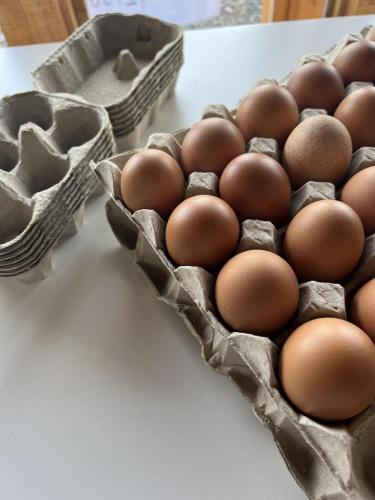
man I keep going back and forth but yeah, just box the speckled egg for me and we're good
[282,115,352,188]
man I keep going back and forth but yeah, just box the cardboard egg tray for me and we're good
[33,13,183,150]
[0,91,115,282]
[94,27,375,499]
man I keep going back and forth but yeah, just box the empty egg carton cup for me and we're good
[33,13,183,150]
[0,91,115,282]
[94,26,375,500]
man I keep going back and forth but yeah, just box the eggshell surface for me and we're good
[333,40,375,85]
[181,117,246,176]
[215,250,299,335]
[350,279,375,342]
[120,149,185,218]
[279,318,375,421]
[282,115,352,188]
[283,200,364,282]
[235,84,299,145]
[165,195,239,269]
[219,152,291,225]
[286,61,344,113]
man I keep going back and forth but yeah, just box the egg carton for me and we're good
[0,91,115,282]
[95,98,375,500]
[33,14,183,149]
[94,27,375,499]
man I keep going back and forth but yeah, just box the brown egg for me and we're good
[350,279,375,342]
[333,40,375,86]
[235,84,299,145]
[283,200,364,282]
[120,149,185,218]
[215,250,299,335]
[181,118,246,176]
[165,195,239,269]
[279,318,375,421]
[340,166,375,235]
[286,61,345,113]
[219,152,291,225]
[282,115,352,188]
[334,86,375,150]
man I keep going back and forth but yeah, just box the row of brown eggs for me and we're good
[121,111,373,279]
[120,147,375,422]
[241,39,375,422]
[237,41,375,152]
[119,39,375,422]
[121,113,375,226]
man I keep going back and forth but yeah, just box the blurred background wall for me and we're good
[0,0,374,46]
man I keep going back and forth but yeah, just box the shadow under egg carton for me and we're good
[0,91,115,281]
[33,13,183,149]
[94,97,375,499]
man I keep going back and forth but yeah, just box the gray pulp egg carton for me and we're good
[0,90,115,282]
[94,27,375,500]
[94,102,375,500]
[33,13,183,150]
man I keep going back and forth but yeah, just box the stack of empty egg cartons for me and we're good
[1,13,183,282]
[33,13,184,149]
[0,91,114,282]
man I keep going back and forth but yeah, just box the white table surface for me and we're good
[0,15,374,500]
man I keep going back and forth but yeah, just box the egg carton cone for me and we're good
[0,91,115,281]
[94,27,375,500]
[32,13,183,148]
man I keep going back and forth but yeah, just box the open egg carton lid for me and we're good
[0,90,115,282]
[93,25,375,500]
[32,13,184,149]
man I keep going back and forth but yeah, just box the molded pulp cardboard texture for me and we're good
[94,27,375,499]
[0,91,115,281]
[33,14,183,149]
